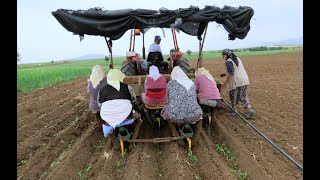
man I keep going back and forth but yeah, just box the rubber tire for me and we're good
[174,58,190,74]
[121,62,137,76]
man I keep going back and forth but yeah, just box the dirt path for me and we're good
[17,52,303,180]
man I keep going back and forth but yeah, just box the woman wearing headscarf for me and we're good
[87,65,108,121]
[194,67,223,110]
[161,66,203,124]
[98,69,140,137]
[221,49,255,118]
[141,65,167,107]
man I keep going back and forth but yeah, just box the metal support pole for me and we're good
[142,33,145,59]
[104,37,113,69]
[129,29,133,51]
[197,23,208,68]
[133,30,136,51]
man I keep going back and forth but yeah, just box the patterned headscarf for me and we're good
[171,66,194,91]
[107,69,125,91]
[221,48,239,66]
[90,65,106,88]
[195,67,215,82]
[222,48,233,57]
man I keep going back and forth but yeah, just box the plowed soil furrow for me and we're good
[89,141,121,180]
[17,90,80,127]
[17,79,87,114]
[192,122,239,180]
[17,100,86,146]
[252,104,302,121]
[17,52,303,180]
[234,107,302,145]
[45,121,103,180]
[213,115,302,179]
[232,101,303,163]
[121,122,159,180]
[17,99,83,144]
[155,122,193,180]
[18,78,87,100]
[17,111,92,180]
[17,91,68,118]
[160,142,193,180]
[249,112,303,155]
[253,112,303,162]
[17,102,88,164]
[17,88,85,129]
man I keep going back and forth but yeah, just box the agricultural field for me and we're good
[17,46,302,93]
[17,51,303,179]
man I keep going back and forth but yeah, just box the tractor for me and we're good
[120,27,191,76]
[52,5,254,156]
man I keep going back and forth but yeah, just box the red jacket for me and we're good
[145,76,166,98]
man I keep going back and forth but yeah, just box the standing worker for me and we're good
[221,49,256,119]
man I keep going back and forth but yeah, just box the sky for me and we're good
[17,0,303,64]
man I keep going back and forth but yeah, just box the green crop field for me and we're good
[17,58,123,93]
[183,46,303,60]
[17,46,302,94]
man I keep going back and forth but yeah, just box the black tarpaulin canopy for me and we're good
[52,5,254,41]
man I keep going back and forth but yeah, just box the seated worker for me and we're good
[141,65,167,107]
[194,67,224,110]
[98,69,141,137]
[161,66,203,124]
[87,65,108,122]
[147,35,168,72]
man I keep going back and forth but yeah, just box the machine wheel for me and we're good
[174,58,190,74]
[121,62,137,76]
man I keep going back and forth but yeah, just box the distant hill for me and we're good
[260,37,303,47]
[69,54,106,60]
[68,53,123,61]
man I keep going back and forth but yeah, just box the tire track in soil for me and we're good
[211,113,303,180]
[17,111,93,180]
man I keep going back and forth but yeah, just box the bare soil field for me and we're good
[17,52,303,180]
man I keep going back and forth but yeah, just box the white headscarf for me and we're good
[171,66,194,91]
[107,69,125,91]
[195,67,215,82]
[148,65,161,81]
[90,65,106,88]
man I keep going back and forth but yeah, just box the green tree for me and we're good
[104,56,110,63]
[186,50,192,56]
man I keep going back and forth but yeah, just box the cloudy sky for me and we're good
[17,0,302,63]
